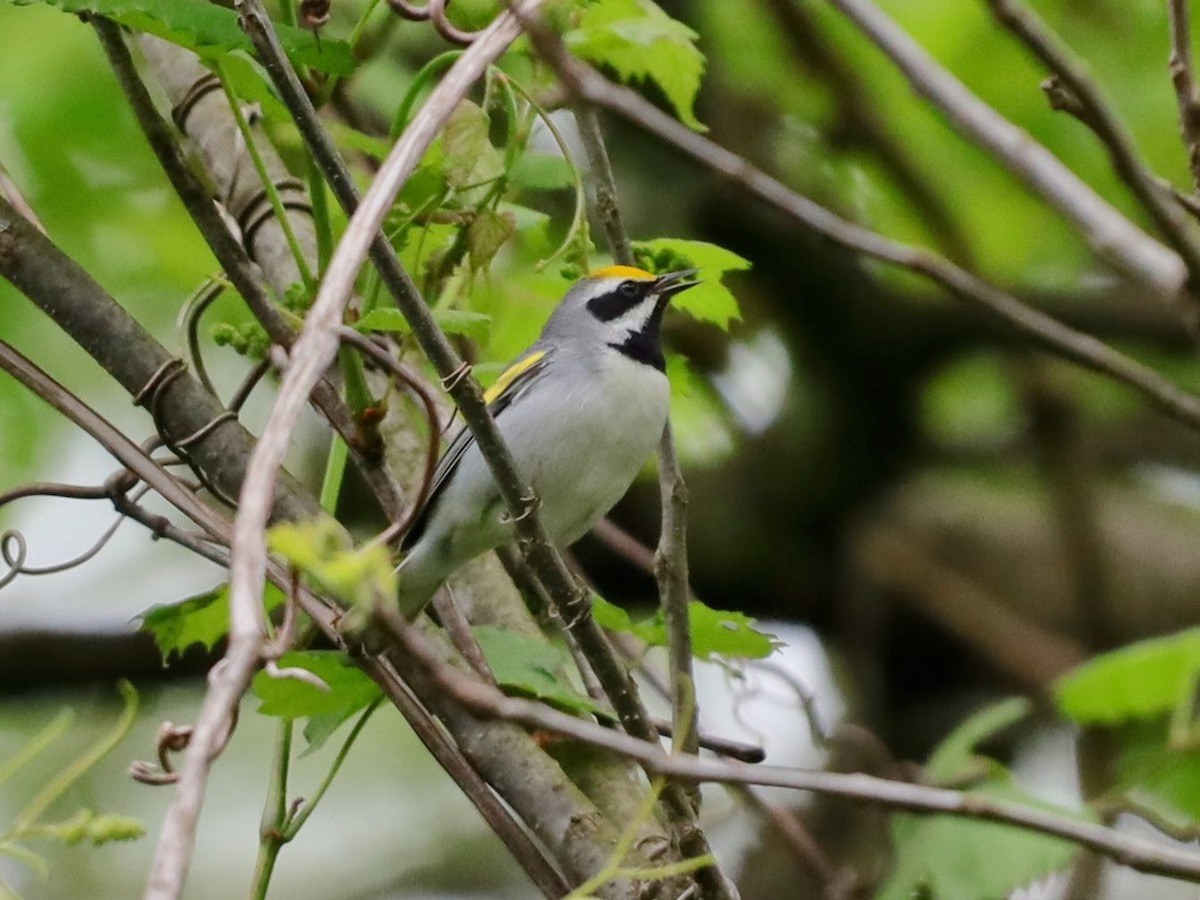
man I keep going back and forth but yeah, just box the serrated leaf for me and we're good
[468,209,517,272]
[633,238,749,328]
[137,584,285,663]
[442,100,504,194]
[592,595,635,632]
[357,307,492,342]
[1054,629,1200,725]
[18,0,354,74]
[267,519,396,607]
[511,152,575,191]
[566,0,706,130]
[253,650,382,718]
[594,596,779,661]
[636,600,779,661]
[879,779,1084,900]
[474,627,605,714]
[927,697,1030,783]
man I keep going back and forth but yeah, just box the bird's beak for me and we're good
[657,267,700,296]
[653,268,701,299]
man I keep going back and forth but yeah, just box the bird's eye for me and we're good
[619,280,640,299]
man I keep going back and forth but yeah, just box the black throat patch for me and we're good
[608,297,667,371]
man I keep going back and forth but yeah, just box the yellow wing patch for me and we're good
[484,350,547,405]
[589,264,656,281]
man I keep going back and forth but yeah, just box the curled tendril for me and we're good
[0,482,154,591]
[386,0,491,46]
[177,278,226,400]
[130,721,195,786]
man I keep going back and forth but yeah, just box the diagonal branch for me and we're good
[511,13,1200,438]
[1168,0,1200,193]
[374,602,1200,887]
[235,0,680,828]
[819,0,1186,296]
[0,193,582,900]
[93,20,405,520]
[982,0,1200,300]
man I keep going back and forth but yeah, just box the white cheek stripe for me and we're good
[606,296,657,335]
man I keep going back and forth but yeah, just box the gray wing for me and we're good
[400,349,551,550]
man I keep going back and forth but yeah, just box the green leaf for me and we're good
[474,627,605,715]
[926,697,1030,783]
[591,595,635,632]
[18,0,354,74]
[566,0,706,130]
[301,708,364,756]
[594,596,779,661]
[633,238,749,328]
[267,518,396,607]
[665,354,734,467]
[511,152,575,191]
[879,780,1083,900]
[1111,720,1200,825]
[881,701,1086,900]
[467,209,517,272]
[137,583,286,663]
[442,99,505,194]
[1054,629,1200,725]
[357,307,492,342]
[253,650,382,719]
[641,600,779,660]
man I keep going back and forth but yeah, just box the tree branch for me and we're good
[1168,0,1200,193]
[982,0,1200,301]
[94,20,405,520]
[237,0,681,838]
[511,13,1200,438]
[373,601,1200,887]
[819,0,1186,296]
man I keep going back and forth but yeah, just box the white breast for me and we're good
[509,348,670,545]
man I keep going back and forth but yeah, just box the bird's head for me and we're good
[543,265,699,370]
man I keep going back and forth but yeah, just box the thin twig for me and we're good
[571,107,701,751]
[239,0,687,846]
[94,19,405,521]
[0,164,570,900]
[573,101,724,894]
[373,602,1200,886]
[759,0,972,263]
[1168,0,1200,193]
[575,106,633,265]
[817,0,1185,296]
[509,17,1200,437]
[146,11,574,900]
[982,0,1200,300]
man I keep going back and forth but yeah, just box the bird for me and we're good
[396,265,700,617]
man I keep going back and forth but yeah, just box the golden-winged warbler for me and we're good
[396,265,699,616]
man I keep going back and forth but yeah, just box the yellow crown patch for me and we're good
[588,264,656,281]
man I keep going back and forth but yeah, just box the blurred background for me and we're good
[3,0,1200,896]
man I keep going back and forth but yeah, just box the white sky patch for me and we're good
[1135,463,1200,510]
[710,329,792,435]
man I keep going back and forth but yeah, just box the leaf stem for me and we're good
[13,682,138,832]
[214,60,316,294]
[250,719,294,900]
